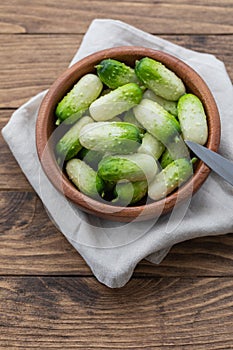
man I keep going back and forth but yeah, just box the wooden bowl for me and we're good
[36,46,220,222]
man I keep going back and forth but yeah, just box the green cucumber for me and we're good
[96,59,140,89]
[66,159,105,199]
[138,132,165,160]
[133,99,181,145]
[78,147,104,171]
[111,116,122,122]
[98,153,158,183]
[56,116,93,162]
[148,158,193,201]
[112,180,148,206]
[79,122,143,154]
[89,83,143,121]
[160,137,190,168]
[135,57,185,101]
[143,89,178,116]
[56,74,103,124]
[100,88,112,96]
[123,109,145,133]
[177,93,208,145]
[160,148,173,169]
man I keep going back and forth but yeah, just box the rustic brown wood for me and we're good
[136,234,233,276]
[1,1,233,347]
[0,0,233,34]
[0,191,90,275]
[0,35,82,108]
[1,191,233,276]
[1,276,233,349]
[0,34,232,108]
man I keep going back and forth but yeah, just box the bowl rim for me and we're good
[36,46,221,222]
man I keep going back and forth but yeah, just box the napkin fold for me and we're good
[2,19,233,288]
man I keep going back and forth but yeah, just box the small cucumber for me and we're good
[100,88,112,96]
[138,132,165,160]
[160,148,173,169]
[133,99,181,145]
[79,122,143,154]
[143,89,178,116]
[66,159,105,199]
[112,180,148,206]
[123,109,145,133]
[111,116,122,122]
[177,93,208,145]
[135,57,185,101]
[96,59,140,89]
[78,148,104,171]
[56,74,103,124]
[56,116,93,162]
[148,158,193,201]
[160,137,190,168]
[89,83,143,121]
[98,153,158,183]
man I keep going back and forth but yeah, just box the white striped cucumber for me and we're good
[123,109,145,133]
[112,180,148,206]
[135,57,186,101]
[79,122,143,154]
[96,59,140,89]
[56,116,93,162]
[160,137,190,168]
[143,89,178,116]
[138,132,165,160]
[78,148,104,171]
[148,158,193,201]
[133,99,181,145]
[98,153,158,183]
[89,83,143,121]
[66,159,105,199]
[56,74,103,125]
[177,93,208,145]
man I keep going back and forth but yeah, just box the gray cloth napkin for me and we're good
[2,19,233,288]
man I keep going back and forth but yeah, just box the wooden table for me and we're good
[1,1,233,348]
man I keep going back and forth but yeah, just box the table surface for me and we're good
[1,1,233,349]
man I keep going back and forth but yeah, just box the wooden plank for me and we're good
[0,35,82,108]
[1,190,233,276]
[0,34,232,109]
[112,0,233,4]
[135,234,233,276]
[1,276,233,349]
[0,0,233,34]
[0,191,90,275]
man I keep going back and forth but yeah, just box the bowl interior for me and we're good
[36,46,220,222]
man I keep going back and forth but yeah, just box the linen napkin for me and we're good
[2,19,233,288]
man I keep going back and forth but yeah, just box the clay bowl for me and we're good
[36,46,220,222]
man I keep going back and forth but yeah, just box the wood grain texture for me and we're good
[0,34,232,108]
[0,0,233,34]
[1,191,233,276]
[0,191,90,275]
[1,276,233,349]
[0,1,233,348]
[0,35,81,108]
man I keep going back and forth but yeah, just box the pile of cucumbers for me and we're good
[55,56,208,206]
